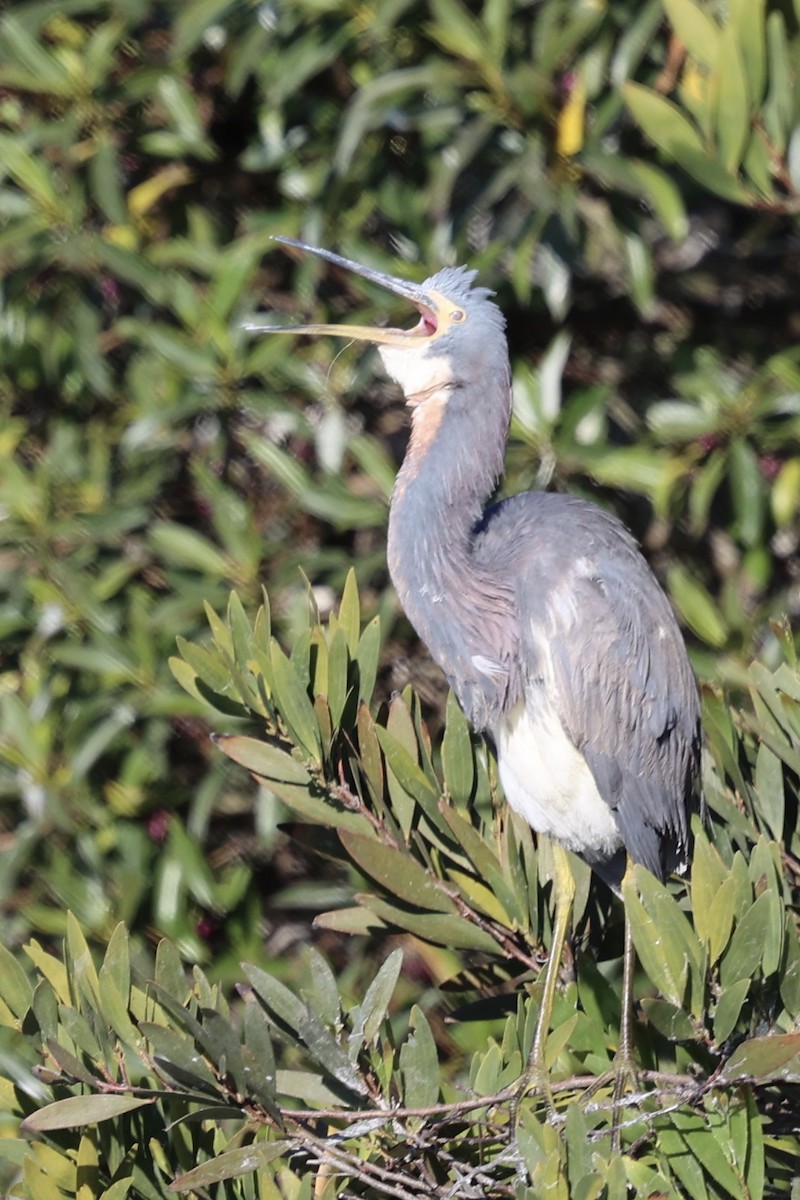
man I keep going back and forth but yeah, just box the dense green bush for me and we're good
[1,0,799,1194]
[3,581,800,1196]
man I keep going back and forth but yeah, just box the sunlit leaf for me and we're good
[663,0,720,68]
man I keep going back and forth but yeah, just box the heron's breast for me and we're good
[493,699,623,860]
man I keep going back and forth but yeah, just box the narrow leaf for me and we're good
[22,1095,154,1132]
[718,1033,800,1084]
[0,942,32,1019]
[349,948,403,1058]
[213,734,311,785]
[399,1005,439,1109]
[168,1141,290,1191]
[339,830,456,914]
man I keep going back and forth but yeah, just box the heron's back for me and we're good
[473,491,700,886]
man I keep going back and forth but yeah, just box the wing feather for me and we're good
[476,492,700,880]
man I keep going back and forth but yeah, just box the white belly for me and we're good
[493,699,622,859]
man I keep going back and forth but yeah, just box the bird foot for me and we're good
[580,1048,640,1150]
[509,1054,557,1129]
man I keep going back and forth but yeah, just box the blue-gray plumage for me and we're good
[249,241,700,892]
[249,239,701,1107]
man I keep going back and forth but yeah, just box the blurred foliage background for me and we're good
[0,0,800,1193]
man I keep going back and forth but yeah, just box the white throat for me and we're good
[378,345,455,402]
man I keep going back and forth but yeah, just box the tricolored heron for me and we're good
[248,238,701,1116]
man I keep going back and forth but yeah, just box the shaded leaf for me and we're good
[713,977,750,1043]
[339,829,456,914]
[22,1094,154,1132]
[361,895,500,952]
[349,948,403,1059]
[0,942,33,1019]
[168,1141,290,1191]
[270,641,322,760]
[399,1005,439,1109]
[718,1033,800,1084]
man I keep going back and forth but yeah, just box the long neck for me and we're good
[386,373,516,729]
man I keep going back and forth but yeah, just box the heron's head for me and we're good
[246,238,507,403]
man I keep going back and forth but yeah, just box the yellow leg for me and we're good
[580,858,639,1149]
[530,838,576,1071]
[612,863,639,1145]
[517,837,576,1114]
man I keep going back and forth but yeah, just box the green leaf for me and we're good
[326,626,349,728]
[720,891,776,987]
[361,896,500,953]
[663,0,720,68]
[706,876,738,964]
[729,0,766,104]
[98,968,140,1050]
[668,1108,749,1199]
[241,1000,280,1119]
[729,438,765,547]
[771,458,800,528]
[357,702,384,803]
[0,942,33,1019]
[349,947,404,1059]
[168,1141,291,1192]
[140,1022,219,1091]
[761,12,793,152]
[583,153,688,242]
[713,24,750,173]
[668,565,728,648]
[641,998,695,1041]
[227,591,253,670]
[275,1069,351,1107]
[154,938,189,1003]
[24,936,69,1003]
[302,946,341,1028]
[22,1094,155,1133]
[66,911,101,1009]
[780,919,800,1016]
[244,964,367,1096]
[339,829,456,914]
[441,691,475,803]
[174,637,231,693]
[623,866,703,1012]
[688,450,728,534]
[0,18,74,96]
[338,567,361,654]
[713,977,750,1043]
[314,906,386,935]
[149,521,230,576]
[242,964,306,1040]
[399,1004,439,1109]
[690,832,728,950]
[270,641,322,760]
[213,734,312,785]
[623,83,749,202]
[718,1033,800,1084]
[31,979,59,1043]
[356,616,381,704]
[440,803,525,926]
[624,82,707,159]
[448,868,510,923]
[376,726,442,815]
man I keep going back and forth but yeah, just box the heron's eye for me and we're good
[451,309,465,322]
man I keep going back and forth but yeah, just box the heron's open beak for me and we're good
[244,237,463,347]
